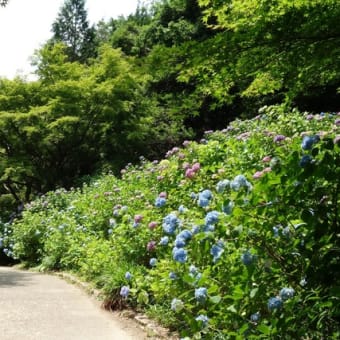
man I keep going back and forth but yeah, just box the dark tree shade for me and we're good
[51,0,97,63]
[0,0,9,7]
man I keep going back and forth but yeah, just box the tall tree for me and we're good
[51,0,97,63]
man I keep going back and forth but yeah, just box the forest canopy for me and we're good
[0,0,339,218]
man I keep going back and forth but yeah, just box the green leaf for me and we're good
[250,287,258,298]
[209,295,222,304]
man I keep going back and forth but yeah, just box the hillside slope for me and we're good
[1,105,339,339]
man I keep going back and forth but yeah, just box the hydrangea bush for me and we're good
[4,106,340,339]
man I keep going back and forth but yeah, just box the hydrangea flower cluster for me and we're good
[279,287,295,301]
[185,162,201,179]
[171,298,184,312]
[267,296,283,311]
[241,250,255,266]
[120,285,130,298]
[301,135,319,150]
[210,242,224,263]
[268,287,295,311]
[216,179,230,193]
[195,287,208,303]
[172,247,188,263]
[163,213,181,234]
[230,175,252,191]
[195,314,209,327]
[205,210,219,226]
[198,189,213,207]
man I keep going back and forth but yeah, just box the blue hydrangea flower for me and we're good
[198,190,213,207]
[190,192,197,199]
[241,251,254,266]
[159,236,169,246]
[189,265,199,276]
[169,272,177,280]
[195,314,209,326]
[178,205,186,213]
[216,179,230,193]
[163,213,180,234]
[211,243,224,263]
[282,226,291,238]
[174,236,186,248]
[203,224,215,232]
[230,175,252,191]
[195,287,208,303]
[125,272,132,280]
[171,298,184,312]
[300,155,313,167]
[172,247,188,263]
[250,312,260,323]
[149,258,157,267]
[300,278,307,287]
[120,285,130,298]
[273,226,279,237]
[222,201,234,215]
[191,225,200,234]
[279,287,295,301]
[155,197,166,208]
[201,189,213,200]
[301,135,319,150]
[178,229,192,241]
[267,297,283,311]
[198,196,210,208]
[205,211,219,225]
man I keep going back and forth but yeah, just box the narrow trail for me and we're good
[0,266,147,340]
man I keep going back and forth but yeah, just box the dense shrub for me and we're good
[4,106,340,338]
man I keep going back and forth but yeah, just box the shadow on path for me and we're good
[0,267,35,288]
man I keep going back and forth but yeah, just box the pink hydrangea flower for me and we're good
[253,171,264,179]
[185,168,195,178]
[262,156,271,163]
[148,221,158,229]
[147,241,157,252]
[192,162,201,172]
[134,215,143,223]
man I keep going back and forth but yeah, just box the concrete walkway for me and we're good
[0,267,147,340]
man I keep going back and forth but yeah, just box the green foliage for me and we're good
[1,42,187,215]
[51,0,97,63]
[6,106,340,338]
[190,0,340,106]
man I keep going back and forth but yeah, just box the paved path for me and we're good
[0,267,146,340]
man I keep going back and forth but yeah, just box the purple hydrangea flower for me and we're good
[125,272,132,280]
[120,285,130,298]
[274,134,286,143]
[147,241,157,252]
